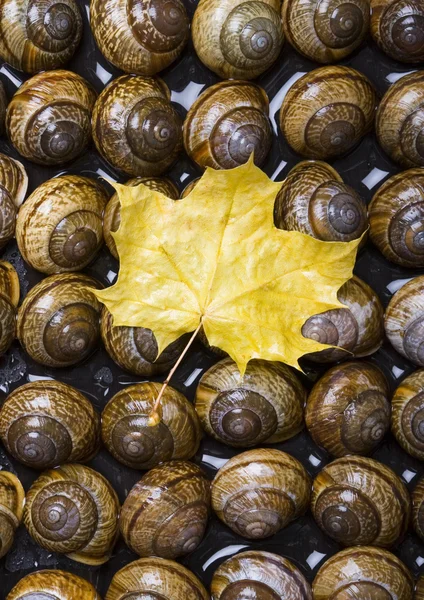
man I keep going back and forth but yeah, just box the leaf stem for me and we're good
[148,322,203,426]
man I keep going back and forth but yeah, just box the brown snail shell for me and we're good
[23,463,120,565]
[0,380,100,470]
[0,0,82,74]
[103,176,178,260]
[392,369,424,461]
[101,382,201,469]
[416,577,424,600]
[282,0,370,64]
[0,471,24,559]
[16,175,108,275]
[211,448,310,539]
[192,0,284,80]
[376,71,424,168]
[412,476,424,542]
[0,153,28,250]
[90,0,189,76]
[120,460,210,559]
[183,80,272,170]
[385,276,424,366]
[17,273,103,367]
[305,361,390,457]
[312,546,414,600]
[275,161,368,243]
[371,0,424,63]
[7,570,100,600]
[106,557,209,600]
[195,357,306,448]
[6,70,96,166]
[369,169,424,267]
[302,275,384,363]
[0,81,7,135]
[312,456,410,548]
[0,261,20,356]
[92,75,182,177]
[280,66,377,159]
[211,550,312,600]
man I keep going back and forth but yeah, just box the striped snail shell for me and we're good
[0,471,24,559]
[90,0,189,76]
[192,0,284,80]
[0,0,82,73]
[305,361,390,457]
[106,558,209,600]
[211,448,310,539]
[413,476,424,542]
[6,70,96,166]
[16,175,108,275]
[274,161,368,243]
[302,275,384,363]
[103,176,178,260]
[101,382,202,469]
[312,546,414,600]
[195,357,306,447]
[385,276,424,367]
[7,570,100,600]
[23,463,120,565]
[392,369,424,461]
[17,273,103,367]
[92,75,183,177]
[370,169,424,267]
[0,261,20,356]
[0,81,6,135]
[283,0,370,63]
[371,0,424,63]
[376,71,424,168]
[211,551,312,600]
[0,153,28,250]
[280,66,377,159]
[0,380,100,469]
[183,80,272,170]
[312,456,410,548]
[120,461,210,559]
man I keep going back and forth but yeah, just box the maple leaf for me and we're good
[94,158,361,375]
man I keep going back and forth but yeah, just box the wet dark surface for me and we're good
[1,0,424,597]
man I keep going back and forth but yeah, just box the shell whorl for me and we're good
[0,153,28,250]
[392,370,424,461]
[7,570,100,600]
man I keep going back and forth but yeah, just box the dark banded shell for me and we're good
[412,476,424,542]
[7,570,100,600]
[392,369,424,461]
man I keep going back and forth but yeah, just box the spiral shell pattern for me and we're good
[0,153,28,250]
[0,471,24,559]
[392,370,424,460]
[7,570,100,600]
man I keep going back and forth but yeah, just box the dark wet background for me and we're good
[0,0,424,596]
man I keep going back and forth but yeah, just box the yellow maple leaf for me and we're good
[94,158,361,375]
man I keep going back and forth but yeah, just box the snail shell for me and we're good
[101,382,201,469]
[392,369,424,461]
[312,546,414,600]
[369,169,424,267]
[192,0,284,80]
[16,175,108,275]
[23,463,120,565]
[275,161,368,242]
[282,0,370,64]
[0,261,20,356]
[181,178,200,198]
[0,471,24,559]
[17,273,103,367]
[92,74,182,177]
[7,570,100,600]
[371,0,424,63]
[417,577,424,600]
[211,448,310,539]
[211,550,312,600]
[305,361,390,457]
[376,71,424,168]
[6,70,96,166]
[280,66,377,159]
[0,0,82,74]
[0,153,28,250]
[183,80,272,170]
[195,357,306,448]
[412,476,424,541]
[103,176,178,260]
[385,276,424,366]
[106,557,209,600]
[0,380,100,470]
[312,456,410,547]
[90,0,189,76]
[120,461,210,559]
[302,275,384,363]
[0,81,7,135]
